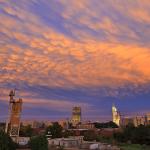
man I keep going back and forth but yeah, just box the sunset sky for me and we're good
[0,0,150,121]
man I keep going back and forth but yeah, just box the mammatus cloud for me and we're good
[0,0,150,120]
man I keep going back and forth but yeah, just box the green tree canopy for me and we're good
[114,124,150,145]
[19,124,34,137]
[29,135,48,150]
[0,130,17,150]
[83,130,97,141]
[94,121,118,129]
[46,122,63,139]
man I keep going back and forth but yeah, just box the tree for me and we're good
[131,125,150,145]
[62,130,71,138]
[19,124,34,137]
[0,130,17,150]
[83,130,97,141]
[68,122,74,129]
[29,135,48,150]
[94,121,118,129]
[114,124,150,145]
[46,122,63,138]
[0,123,5,131]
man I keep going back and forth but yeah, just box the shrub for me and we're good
[29,135,48,150]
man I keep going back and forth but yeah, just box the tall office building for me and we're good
[71,107,81,126]
[112,104,121,126]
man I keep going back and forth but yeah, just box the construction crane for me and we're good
[5,90,23,141]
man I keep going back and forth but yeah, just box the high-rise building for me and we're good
[5,90,23,139]
[71,107,81,126]
[112,104,121,126]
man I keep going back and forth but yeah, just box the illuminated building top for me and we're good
[71,107,81,126]
[112,104,120,126]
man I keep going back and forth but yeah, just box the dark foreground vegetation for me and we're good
[114,124,150,145]
[29,135,48,150]
[83,124,150,150]
[0,130,17,150]
[94,121,118,128]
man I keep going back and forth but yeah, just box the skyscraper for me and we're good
[71,107,81,126]
[112,104,120,126]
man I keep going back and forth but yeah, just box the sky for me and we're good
[0,0,150,122]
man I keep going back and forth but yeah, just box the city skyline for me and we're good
[0,0,150,121]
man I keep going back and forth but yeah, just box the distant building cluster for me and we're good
[21,106,93,130]
[120,114,150,127]
[112,104,150,127]
[18,104,150,134]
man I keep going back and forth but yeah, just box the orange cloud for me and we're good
[0,0,150,93]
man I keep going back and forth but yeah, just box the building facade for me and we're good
[76,122,94,129]
[133,116,146,127]
[121,115,148,127]
[112,104,121,126]
[120,117,134,126]
[71,107,81,126]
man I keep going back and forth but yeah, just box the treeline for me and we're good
[29,135,48,150]
[114,124,150,145]
[83,124,150,146]
[94,121,118,128]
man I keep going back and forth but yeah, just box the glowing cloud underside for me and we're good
[0,0,150,120]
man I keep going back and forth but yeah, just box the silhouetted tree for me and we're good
[46,122,63,138]
[62,130,73,138]
[114,124,150,145]
[94,121,118,129]
[0,130,17,150]
[19,124,34,137]
[0,123,5,131]
[83,130,97,141]
[29,135,48,150]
